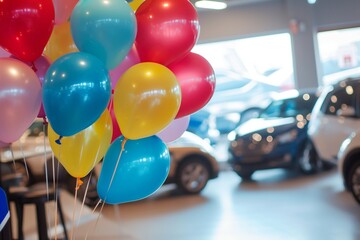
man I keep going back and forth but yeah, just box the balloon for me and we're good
[48,110,112,178]
[157,116,190,143]
[0,0,55,62]
[97,135,170,204]
[114,62,181,140]
[71,0,137,70]
[52,0,78,25]
[168,52,216,118]
[109,98,122,142]
[0,141,10,149]
[44,22,78,62]
[11,55,52,118]
[0,48,10,58]
[109,45,140,90]
[135,0,200,66]
[0,58,42,143]
[43,52,111,137]
[129,0,144,11]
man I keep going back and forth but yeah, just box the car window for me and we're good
[321,86,356,116]
[259,93,317,118]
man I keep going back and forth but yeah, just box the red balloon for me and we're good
[0,0,55,62]
[168,52,216,118]
[135,0,200,66]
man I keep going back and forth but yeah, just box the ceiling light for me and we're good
[307,0,317,4]
[195,0,227,10]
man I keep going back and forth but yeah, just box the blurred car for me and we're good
[228,89,319,180]
[1,126,219,206]
[337,131,360,204]
[306,76,360,171]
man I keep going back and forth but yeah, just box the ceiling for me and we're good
[190,0,275,9]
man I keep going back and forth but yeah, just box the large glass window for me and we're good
[192,33,295,109]
[317,27,360,86]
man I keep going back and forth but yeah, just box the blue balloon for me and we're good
[97,136,170,204]
[70,0,137,70]
[43,52,111,137]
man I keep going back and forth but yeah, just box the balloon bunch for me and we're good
[0,0,216,205]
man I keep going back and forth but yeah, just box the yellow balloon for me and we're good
[44,22,78,62]
[114,62,181,140]
[129,0,144,11]
[48,110,113,178]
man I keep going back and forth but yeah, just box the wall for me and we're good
[197,0,360,89]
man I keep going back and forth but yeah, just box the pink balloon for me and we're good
[0,47,10,58]
[109,45,140,89]
[53,0,78,25]
[0,140,10,148]
[157,116,190,143]
[0,58,42,143]
[11,55,52,118]
[167,52,216,118]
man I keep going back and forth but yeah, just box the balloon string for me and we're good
[54,146,61,240]
[103,138,127,203]
[42,123,51,236]
[10,147,16,171]
[85,138,127,239]
[85,200,105,240]
[70,177,83,240]
[77,172,93,226]
[43,122,49,200]
[19,141,29,179]
[84,199,102,240]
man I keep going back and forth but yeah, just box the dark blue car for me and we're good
[228,89,319,180]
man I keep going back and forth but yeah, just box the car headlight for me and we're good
[277,129,298,143]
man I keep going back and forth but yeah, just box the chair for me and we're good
[1,162,68,240]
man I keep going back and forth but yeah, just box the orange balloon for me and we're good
[44,22,78,62]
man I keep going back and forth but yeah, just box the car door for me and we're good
[310,83,360,162]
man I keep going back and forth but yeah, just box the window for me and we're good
[321,88,355,116]
[317,27,360,86]
[192,33,295,107]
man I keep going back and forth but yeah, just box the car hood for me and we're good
[236,117,295,136]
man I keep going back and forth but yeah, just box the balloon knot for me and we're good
[75,178,84,190]
[121,138,127,151]
[31,62,37,72]
[55,136,63,145]
[111,89,114,95]
[42,117,48,125]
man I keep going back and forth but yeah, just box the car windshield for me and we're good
[259,93,317,118]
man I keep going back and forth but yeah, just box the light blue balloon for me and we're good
[97,136,170,204]
[70,0,137,70]
[43,52,111,137]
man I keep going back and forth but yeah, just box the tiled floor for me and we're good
[17,168,360,240]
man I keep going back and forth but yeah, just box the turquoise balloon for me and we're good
[70,0,137,70]
[43,52,111,136]
[97,136,170,204]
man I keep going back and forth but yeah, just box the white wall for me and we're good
[196,0,360,89]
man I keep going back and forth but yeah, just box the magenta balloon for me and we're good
[0,58,42,143]
[53,0,78,25]
[157,116,190,143]
[34,56,51,118]
[109,45,140,89]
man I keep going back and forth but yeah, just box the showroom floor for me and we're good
[15,167,360,240]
